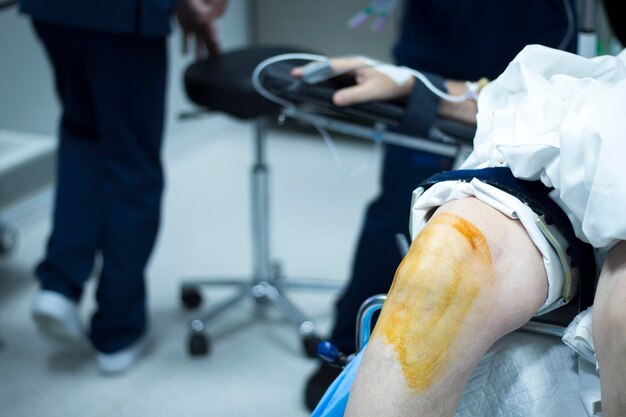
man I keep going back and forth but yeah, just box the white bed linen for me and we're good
[462,45,626,250]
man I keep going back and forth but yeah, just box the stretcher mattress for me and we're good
[312,331,589,417]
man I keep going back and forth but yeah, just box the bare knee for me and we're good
[375,199,547,386]
[396,198,548,332]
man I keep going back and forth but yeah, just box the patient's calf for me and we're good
[593,241,626,417]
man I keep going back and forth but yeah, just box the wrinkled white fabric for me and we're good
[462,45,626,249]
[410,179,565,314]
[562,308,602,417]
[562,307,597,368]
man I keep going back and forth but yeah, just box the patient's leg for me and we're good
[345,197,548,417]
[593,241,626,417]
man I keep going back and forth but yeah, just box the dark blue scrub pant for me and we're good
[33,21,166,353]
[330,146,453,353]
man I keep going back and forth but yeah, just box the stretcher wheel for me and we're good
[254,295,271,308]
[188,332,210,356]
[181,285,203,309]
[271,262,282,280]
[0,223,18,255]
[303,334,322,358]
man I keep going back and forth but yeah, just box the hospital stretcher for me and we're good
[259,58,588,333]
[258,59,598,417]
[260,59,475,168]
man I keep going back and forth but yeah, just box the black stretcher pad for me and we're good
[260,60,476,143]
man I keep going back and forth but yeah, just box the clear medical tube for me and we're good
[251,53,469,107]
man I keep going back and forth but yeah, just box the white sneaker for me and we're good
[31,290,83,342]
[96,337,147,374]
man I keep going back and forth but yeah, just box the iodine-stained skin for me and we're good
[372,212,496,391]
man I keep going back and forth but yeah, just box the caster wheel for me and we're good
[303,334,322,358]
[188,332,211,356]
[181,285,203,309]
[271,262,283,280]
[0,224,18,255]
[254,294,271,308]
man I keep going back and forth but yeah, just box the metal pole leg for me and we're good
[251,116,272,283]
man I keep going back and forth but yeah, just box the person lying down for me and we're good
[312,45,626,417]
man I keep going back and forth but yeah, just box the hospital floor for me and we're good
[0,116,381,417]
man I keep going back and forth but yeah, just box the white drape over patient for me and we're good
[462,45,626,249]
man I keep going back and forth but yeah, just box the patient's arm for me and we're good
[345,197,548,417]
[292,57,478,125]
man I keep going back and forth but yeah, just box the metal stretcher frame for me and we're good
[279,106,474,169]
[260,58,475,168]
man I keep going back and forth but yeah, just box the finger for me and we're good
[291,61,319,78]
[195,29,207,58]
[206,0,227,19]
[181,30,189,55]
[329,57,369,74]
[333,82,381,107]
[292,57,365,79]
[204,21,220,57]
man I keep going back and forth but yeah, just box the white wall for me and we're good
[254,0,401,62]
[0,3,252,138]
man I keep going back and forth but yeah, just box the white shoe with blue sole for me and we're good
[31,290,83,343]
[96,336,147,374]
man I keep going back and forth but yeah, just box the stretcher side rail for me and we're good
[280,106,474,169]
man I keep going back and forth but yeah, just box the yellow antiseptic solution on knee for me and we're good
[373,213,496,391]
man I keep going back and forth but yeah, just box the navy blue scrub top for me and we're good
[20,0,177,37]
[393,0,578,80]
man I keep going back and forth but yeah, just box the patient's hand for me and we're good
[292,58,480,126]
[292,57,416,107]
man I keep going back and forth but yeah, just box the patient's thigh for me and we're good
[429,198,548,332]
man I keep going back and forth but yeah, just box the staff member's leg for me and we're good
[87,32,166,361]
[32,22,102,340]
[593,241,626,417]
[332,148,453,352]
[345,197,548,417]
[306,146,452,408]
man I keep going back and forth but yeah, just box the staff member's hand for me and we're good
[177,0,228,57]
[292,57,415,107]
